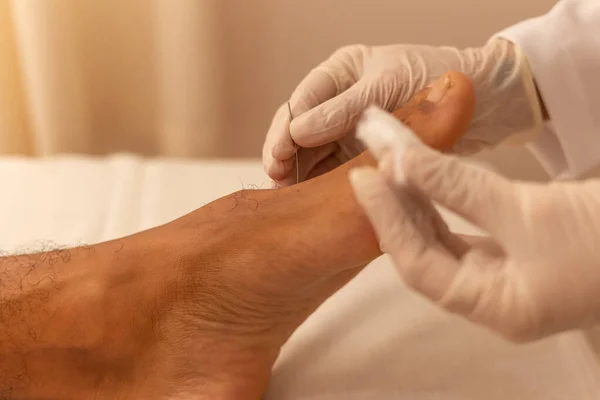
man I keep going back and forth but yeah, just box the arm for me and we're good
[498,0,600,178]
[0,72,475,399]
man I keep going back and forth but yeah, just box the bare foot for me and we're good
[155,71,477,397]
[272,71,477,268]
[1,72,476,400]
[167,71,478,397]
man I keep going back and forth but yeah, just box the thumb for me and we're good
[350,167,531,341]
[291,80,374,148]
[268,50,359,169]
[401,146,518,239]
[349,167,462,301]
[287,45,365,148]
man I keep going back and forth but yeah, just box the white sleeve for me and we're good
[496,0,600,179]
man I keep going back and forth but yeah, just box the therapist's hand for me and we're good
[264,38,544,186]
[350,108,600,342]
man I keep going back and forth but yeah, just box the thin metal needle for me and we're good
[287,101,299,184]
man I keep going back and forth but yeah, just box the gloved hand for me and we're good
[264,38,544,186]
[349,107,600,342]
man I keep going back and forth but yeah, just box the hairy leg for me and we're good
[0,72,476,400]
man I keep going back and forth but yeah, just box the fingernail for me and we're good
[426,75,451,103]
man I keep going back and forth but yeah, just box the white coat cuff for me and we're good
[495,7,600,179]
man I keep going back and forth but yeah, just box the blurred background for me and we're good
[0,0,559,179]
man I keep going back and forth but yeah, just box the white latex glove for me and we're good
[349,107,600,342]
[263,38,543,186]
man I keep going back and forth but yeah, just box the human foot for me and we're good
[0,73,476,400]
[154,71,477,397]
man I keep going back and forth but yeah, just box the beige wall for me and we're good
[0,0,561,180]
[220,0,558,180]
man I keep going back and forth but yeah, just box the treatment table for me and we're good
[2,154,600,399]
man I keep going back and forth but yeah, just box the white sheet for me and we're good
[2,154,600,399]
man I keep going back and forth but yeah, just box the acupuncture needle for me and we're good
[287,101,299,184]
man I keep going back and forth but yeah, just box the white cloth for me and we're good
[2,154,600,399]
[497,0,600,180]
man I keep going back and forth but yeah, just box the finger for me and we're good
[378,151,470,259]
[291,80,375,148]
[349,167,462,301]
[263,104,295,181]
[266,78,344,183]
[264,104,331,183]
[290,45,364,117]
[271,143,338,186]
[349,167,519,338]
[401,146,518,240]
[460,235,505,259]
[435,246,544,343]
[269,103,296,162]
[290,79,369,147]
[264,46,361,181]
[356,106,518,238]
[436,247,521,339]
[289,69,341,117]
[267,159,295,186]
[280,46,364,153]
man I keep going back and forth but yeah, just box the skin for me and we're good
[0,72,475,399]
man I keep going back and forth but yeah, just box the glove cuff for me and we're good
[499,42,545,147]
[454,38,545,153]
